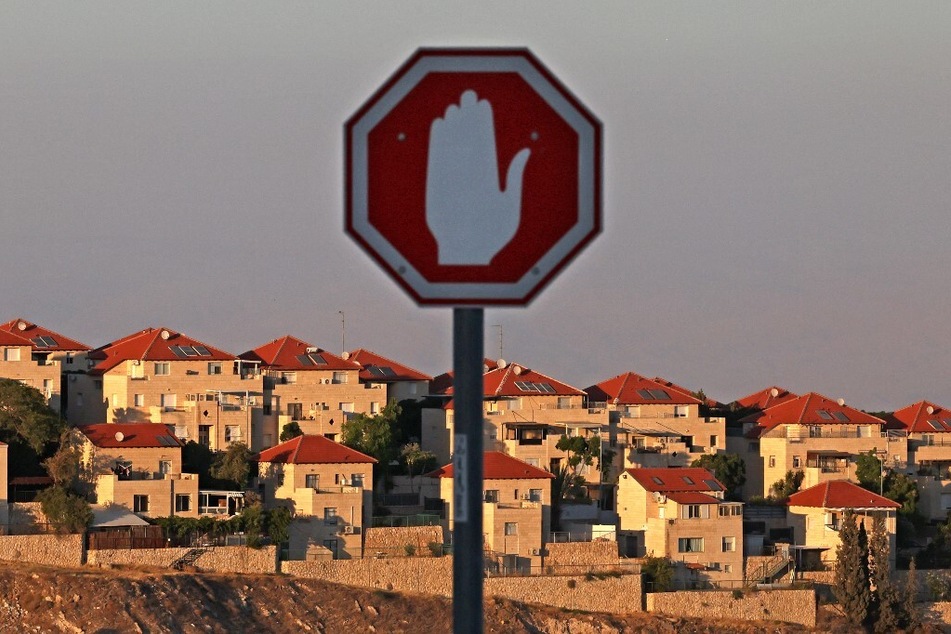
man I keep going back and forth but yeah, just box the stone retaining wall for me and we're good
[0,534,84,567]
[362,526,444,557]
[486,573,642,614]
[647,588,816,628]
[544,541,623,574]
[88,546,277,574]
[282,555,453,596]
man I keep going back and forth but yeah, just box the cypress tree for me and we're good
[869,514,899,632]
[834,509,871,628]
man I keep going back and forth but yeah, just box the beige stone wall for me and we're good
[0,346,62,410]
[647,588,816,628]
[89,546,276,574]
[8,502,49,528]
[363,526,443,557]
[544,541,622,574]
[486,573,643,614]
[95,473,200,519]
[0,534,84,567]
[282,555,454,596]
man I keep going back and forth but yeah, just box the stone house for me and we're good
[422,361,608,483]
[241,336,378,449]
[617,467,743,579]
[346,348,432,404]
[254,434,375,559]
[585,372,726,471]
[739,392,907,497]
[786,479,900,568]
[77,423,200,519]
[427,451,554,570]
[888,400,951,521]
[0,318,91,417]
[72,327,262,450]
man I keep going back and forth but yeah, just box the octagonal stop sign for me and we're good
[345,48,601,305]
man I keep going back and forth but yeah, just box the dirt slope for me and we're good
[0,562,814,633]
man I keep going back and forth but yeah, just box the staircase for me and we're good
[746,550,794,587]
[170,548,207,570]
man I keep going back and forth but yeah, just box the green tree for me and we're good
[556,433,613,480]
[400,442,436,493]
[690,453,746,500]
[904,557,921,631]
[856,450,884,493]
[266,506,293,546]
[769,469,804,501]
[37,485,92,534]
[342,402,399,487]
[869,513,900,632]
[280,421,303,442]
[210,442,252,489]
[641,555,674,592]
[42,438,84,492]
[0,378,65,454]
[833,510,871,628]
[883,472,919,517]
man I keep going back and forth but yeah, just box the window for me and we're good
[484,490,499,503]
[161,393,177,411]
[305,474,319,489]
[208,362,222,375]
[674,405,689,418]
[276,472,285,486]
[159,460,172,475]
[225,426,240,443]
[529,488,542,502]
[287,402,303,420]
[722,536,736,552]
[133,495,150,513]
[351,473,364,488]
[134,393,145,407]
[370,402,381,414]
[281,372,297,384]
[332,371,347,384]
[678,537,703,553]
[339,402,355,414]
[709,435,718,448]
[557,397,571,409]
[66,353,74,365]
[792,456,801,468]
[174,425,188,439]
[175,495,191,512]
[154,362,170,376]
[324,507,338,524]
[682,504,709,519]
[768,455,776,468]
[718,505,743,517]
[198,425,211,447]
[3,348,21,361]
[504,522,518,536]
[723,564,733,574]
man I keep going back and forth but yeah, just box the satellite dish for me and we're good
[114,431,125,442]
[927,405,935,415]
[770,388,780,397]
[17,321,27,331]
[513,365,523,376]
[160,329,171,340]
[341,351,350,360]
[497,358,507,369]
[837,398,846,406]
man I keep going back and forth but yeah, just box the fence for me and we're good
[370,513,441,528]
[644,578,814,592]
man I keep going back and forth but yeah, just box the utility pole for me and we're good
[493,324,503,360]
[338,310,346,354]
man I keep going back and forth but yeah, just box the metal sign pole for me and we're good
[452,307,484,634]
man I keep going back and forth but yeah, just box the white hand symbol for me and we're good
[426,90,531,266]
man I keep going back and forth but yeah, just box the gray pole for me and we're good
[452,307,484,634]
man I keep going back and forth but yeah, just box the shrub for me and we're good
[404,544,417,557]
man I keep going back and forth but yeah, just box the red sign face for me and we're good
[346,49,601,305]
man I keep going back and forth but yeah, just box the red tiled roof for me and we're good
[889,401,951,434]
[666,491,723,505]
[254,434,376,465]
[241,336,361,372]
[78,423,184,449]
[625,467,724,493]
[89,327,234,374]
[740,392,884,437]
[0,328,31,347]
[652,377,721,408]
[428,451,555,480]
[347,348,432,382]
[787,480,900,509]
[733,386,799,411]
[1,318,91,352]
[586,372,701,406]
[439,363,583,399]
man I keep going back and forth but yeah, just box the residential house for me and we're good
[77,423,200,519]
[254,434,375,559]
[740,392,907,498]
[427,451,553,571]
[346,348,432,404]
[585,372,726,470]
[0,318,91,417]
[422,361,609,484]
[241,336,376,448]
[616,467,743,580]
[889,400,951,520]
[786,480,900,568]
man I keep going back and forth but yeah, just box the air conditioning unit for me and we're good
[322,378,331,384]
[343,525,355,535]
[531,548,542,556]
[654,493,667,504]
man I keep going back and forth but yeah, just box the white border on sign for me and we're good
[349,53,598,302]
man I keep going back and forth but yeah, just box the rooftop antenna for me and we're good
[493,324,503,360]
[338,310,346,354]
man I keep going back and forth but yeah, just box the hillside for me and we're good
[0,562,818,634]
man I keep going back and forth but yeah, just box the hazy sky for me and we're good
[2,3,949,411]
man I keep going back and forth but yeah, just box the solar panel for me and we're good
[193,346,211,356]
[816,410,833,420]
[539,383,556,393]
[636,389,654,399]
[649,389,670,400]
[30,336,57,348]
[380,366,397,377]
[682,476,695,485]
[832,411,850,422]
[296,354,314,366]
[308,353,328,365]
[703,479,723,491]
[651,476,664,485]
[928,420,944,431]
[515,381,535,392]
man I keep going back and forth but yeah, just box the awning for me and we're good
[90,505,150,528]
